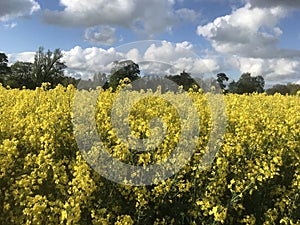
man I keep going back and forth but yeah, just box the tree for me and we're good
[235,73,254,94]
[0,53,10,74]
[228,73,265,94]
[0,52,11,84]
[166,71,200,91]
[286,83,300,95]
[255,75,265,93]
[9,61,34,89]
[0,48,73,89]
[228,80,238,94]
[266,84,289,95]
[266,83,300,95]
[32,47,67,87]
[217,73,229,93]
[108,60,140,91]
[61,76,80,88]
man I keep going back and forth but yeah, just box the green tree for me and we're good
[228,80,238,93]
[266,84,289,95]
[286,83,300,95]
[266,83,300,95]
[32,47,67,87]
[109,60,140,91]
[9,61,34,89]
[0,52,11,84]
[228,73,265,94]
[166,71,200,91]
[255,75,265,93]
[60,76,80,88]
[0,52,10,74]
[217,73,229,93]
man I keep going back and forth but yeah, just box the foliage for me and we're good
[0,52,11,83]
[108,60,140,91]
[32,47,67,88]
[266,83,300,95]
[217,73,229,93]
[8,61,35,89]
[0,53,10,73]
[166,71,200,91]
[228,73,265,94]
[0,82,299,224]
[0,48,77,89]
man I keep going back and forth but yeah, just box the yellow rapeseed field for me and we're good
[0,83,299,224]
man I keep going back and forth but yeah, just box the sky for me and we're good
[0,0,300,87]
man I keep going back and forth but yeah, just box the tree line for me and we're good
[1,47,299,95]
[0,47,78,89]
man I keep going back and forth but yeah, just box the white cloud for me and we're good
[43,0,174,35]
[7,52,35,65]
[230,57,266,75]
[143,41,219,75]
[43,0,199,37]
[0,0,40,22]
[228,55,300,84]
[60,41,220,79]
[62,46,124,76]
[271,59,300,76]
[125,48,142,63]
[176,8,200,22]
[144,41,194,62]
[197,3,295,58]
[84,26,116,45]
[196,2,300,84]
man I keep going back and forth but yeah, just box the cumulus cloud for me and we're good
[227,55,300,84]
[0,0,40,21]
[43,0,198,37]
[144,41,193,62]
[61,46,124,77]
[43,0,174,35]
[125,48,143,63]
[197,2,300,83]
[60,41,220,79]
[142,41,219,74]
[197,3,296,58]
[84,26,116,45]
[7,52,35,64]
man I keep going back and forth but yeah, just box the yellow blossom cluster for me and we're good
[0,83,299,224]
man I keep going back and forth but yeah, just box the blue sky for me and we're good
[0,0,300,86]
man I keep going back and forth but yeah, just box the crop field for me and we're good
[0,83,299,225]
